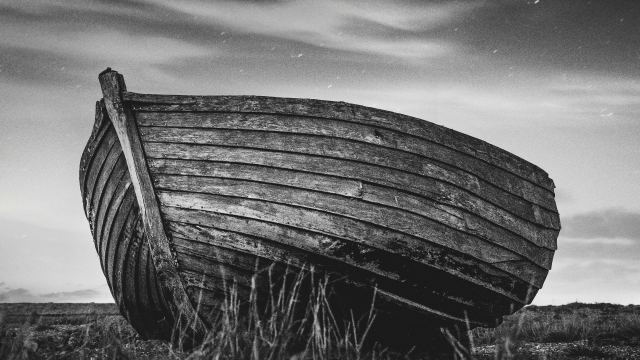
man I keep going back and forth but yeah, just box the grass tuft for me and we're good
[186,267,388,359]
[2,277,639,359]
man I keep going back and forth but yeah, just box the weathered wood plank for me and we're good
[159,190,521,267]
[137,112,555,206]
[154,174,552,269]
[97,175,132,275]
[116,210,173,340]
[140,127,557,213]
[360,179,558,252]
[173,241,497,327]
[164,208,534,305]
[112,205,140,331]
[183,286,225,311]
[139,235,174,339]
[84,128,118,220]
[111,203,135,309]
[158,191,546,290]
[149,253,173,321]
[374,288,480,325]
[150,159,363,198]
[93,157,128,256]
[135,226,154,329]
[119,210,148,337]
[144,143,560,232]
[179,268,251,306]
[89,141,123,229]
[148,158,559,249]
[176,252,257,294]
[100,70,206,346]
[177,255,259,312]
[144,239,164,322]
[168,222,522,313]
[80,100,111,213]
[104,186,137,292]
[124,93,556,192]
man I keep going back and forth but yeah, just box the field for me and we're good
[2,300,640,359]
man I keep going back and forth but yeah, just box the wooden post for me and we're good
[99,69,206,349]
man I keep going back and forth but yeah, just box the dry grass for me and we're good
[0,270,419,359]
[186,269,385,360]
[470,304,640,346]
[463,303,640,360]
[2,273,639,360]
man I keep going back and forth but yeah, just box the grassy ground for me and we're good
[2,286,639,359]
[467,303,640,360]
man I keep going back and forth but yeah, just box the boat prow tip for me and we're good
[99,67,114,77]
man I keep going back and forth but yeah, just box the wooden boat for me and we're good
[80,69,560,347]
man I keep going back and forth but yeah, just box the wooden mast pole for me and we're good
[99,68,205,349]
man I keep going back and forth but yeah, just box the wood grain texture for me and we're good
[143,143,560,232]
[89,138,123,239]
[160,196,541,297]
[172,239,500,327]
[80,100,110,214]
[83,128,118,224]
[137,112,555,209]
[93,157,128,260]
[140,127,557,214]
[97,161,132,278]
[154,174,553,269]
[103,185,137,292]
[115,202,146,333]
[148,159,559,250]
[124,92,556,193]
[168,220,521,307]
[167,222,524,322]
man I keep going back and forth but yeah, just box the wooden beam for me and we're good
[98,69,205,349]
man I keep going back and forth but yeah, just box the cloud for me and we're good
[0,0,220,86]
[0,289,38,302]
[0,24,217,65]
[149,0,479,60]
[0,0,161,21]
[41,289,104,301]
[549,79,640,124]
[0,288,112,303]
[448,0,640,76]
[561,208,640,240]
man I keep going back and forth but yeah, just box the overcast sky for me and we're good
[0,0,639,305]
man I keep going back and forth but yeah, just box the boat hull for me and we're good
[80,69,560,345]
